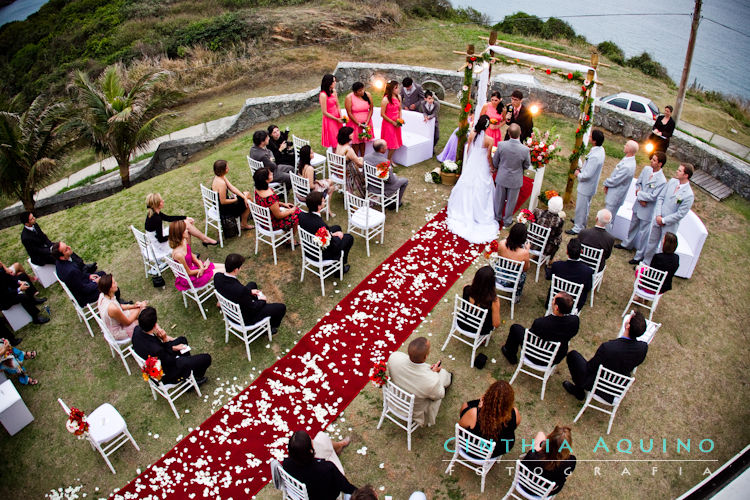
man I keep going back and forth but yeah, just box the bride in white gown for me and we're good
[446,115,500,244]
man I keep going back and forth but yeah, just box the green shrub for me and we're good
[626,52,672,83]
[167,13,261,56]
[541,17,579,40]
[597,41,625,64]
[493,12,544,36]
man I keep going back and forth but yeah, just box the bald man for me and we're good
[603,140,638,230]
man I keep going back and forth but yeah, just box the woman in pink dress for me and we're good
[168,220,225,291]
[481,91,505,147]
[380,80,403,161]
[319,74,346,149]
[345,81,374,158]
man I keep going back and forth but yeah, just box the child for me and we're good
[417,90,440,151]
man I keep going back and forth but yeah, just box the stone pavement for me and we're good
[679,122,750,159]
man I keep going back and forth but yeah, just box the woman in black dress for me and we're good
[458,380,521,457]
[521,425,577,496]
[650,232,680,293]
[267,124,295,166]
[648,105,675,152]
[460,265,501,336]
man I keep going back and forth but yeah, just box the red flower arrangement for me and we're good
[524,127,561,170]
[483,239,499,259]
[516,209,536,225]
[463,102,472,113]
[314,227,331,249]
[141,356,163,382]
[376,161,390,179]
[66,407,90,436]
[358,125,373,141]
[369,360,388,387]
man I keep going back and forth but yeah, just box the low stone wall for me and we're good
[334,62,750,199]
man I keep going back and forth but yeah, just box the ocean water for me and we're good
[453,0,750,98]
[0,0,48,26]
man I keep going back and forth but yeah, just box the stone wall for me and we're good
[334,61,750,199]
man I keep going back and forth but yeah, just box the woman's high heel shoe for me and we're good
[202,240,219,247]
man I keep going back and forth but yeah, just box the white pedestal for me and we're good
[0,380,35,436]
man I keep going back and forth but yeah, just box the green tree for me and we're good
[71,65,175,188]
[0,96,73,210]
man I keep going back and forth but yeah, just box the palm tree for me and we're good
[0,96,73,210]
[71,65,175,188]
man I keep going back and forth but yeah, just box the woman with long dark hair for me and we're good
[334,126,366,199]
[458,380,521,458]
[319,74,345,149]
[521,426,577,495]
[345,81,374,157]
[267,124,295,166]
[480,90,504,146]
[446,114,500,243]
[380,80,403,160]
[497,223,531,300]
[461,265,501,336]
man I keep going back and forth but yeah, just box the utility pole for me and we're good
[674,0,702,124]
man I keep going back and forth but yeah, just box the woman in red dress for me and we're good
[319,74,346,149]
[253,167,301,233]
[380,80,403,161]
[345,81,374,158]
[481,91,504,147]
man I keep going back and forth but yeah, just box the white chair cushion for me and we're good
[311,153,326,166]
[87,403,127,443]
[257,227,286,237]
[351,207,386,228]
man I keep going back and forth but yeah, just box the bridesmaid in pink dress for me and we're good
[168,220,225,291]
[481,91,505,147]
[380,80,403,161]
[319,74,346,148]
[345,81,374,158]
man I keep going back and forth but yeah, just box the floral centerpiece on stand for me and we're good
[525,128,561,170]
[369,360,388,387]
[66,407,89,437]
[141,356,163,382]
[313,227,331,249]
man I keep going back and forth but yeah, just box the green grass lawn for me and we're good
[1,104,748,500]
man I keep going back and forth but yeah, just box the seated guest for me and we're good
[267,124,295,167]
[649,232,680,293]
[0,337,38,385]
[459,265,501,336]
[1,259,35,283]
[521,426,576,496]
[299,192,353,273]
[459,380,520,457]
[563,311,648,401]
[21,211,96,272]
[335,126,366,198]
[282,430,355,500]
[501,292,579,365]
[532,195,566,263]
[97,274,147,341]
[249,129,294,190]
[387,337,452,427]
[211,159,254,231]
[53,241,126,307]
[0,265,48,324]
[253,167,301,236]
[145,193,216,260]
[168,221,224,291]
[132,306,211,385]
[297,144,337,200]
[214,254,286,333]
[577,209,615,272]
[363,139,409,207]
[497,224,531,301]
[545,238,593,311]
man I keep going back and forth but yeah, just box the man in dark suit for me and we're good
[501,292,579,366]
[20,212,95,272]
[563,311,648,401]
[545,238,594,311]
[0,267,49,324]
[577,209,615,272]
[132,306,211,385]
[214,253,286,333]
[298,192,354,274]
[504,90,534,142]
[52,241,124,306]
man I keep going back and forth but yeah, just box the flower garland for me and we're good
[369,360,388,387]
[314,227,331,249]
[516,208,536,225]
[568,79,597,165]
[141,356,163,382]
[376,161,390,179]
[455,56,477,173]
[491,55,585,83]
[66,407,89,437]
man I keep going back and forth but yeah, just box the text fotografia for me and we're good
[443,437,716,456]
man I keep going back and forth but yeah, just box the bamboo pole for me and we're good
[479,36,611,68]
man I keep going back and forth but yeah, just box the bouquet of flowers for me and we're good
[313,227,331,249]
[369,360,388,387]
[441,160,459,174]
[516,209,536,225]
[538,189,559,205]
[395,118,405,127]
[358,125,373,141]
[376,161,390,179]
[525,128,561,169]
[66,407,89,437]
[489,118,499,125]
[142,356,163,382]
[426,167,442,184]
[483,239,499,259]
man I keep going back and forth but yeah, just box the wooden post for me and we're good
[563,51,598,206]
[455,44,474,166]
[487,31,497,81]
[674,0,702,124]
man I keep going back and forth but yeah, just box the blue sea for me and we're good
[0,0,47,26]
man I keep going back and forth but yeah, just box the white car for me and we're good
[599,92,659,120]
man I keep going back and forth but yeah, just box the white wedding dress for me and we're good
[446,131,500,244]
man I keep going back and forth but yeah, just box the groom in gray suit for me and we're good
[493,124,531,227]
[643,163,694,265]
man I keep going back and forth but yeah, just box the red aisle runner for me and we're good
[114,208,480,499]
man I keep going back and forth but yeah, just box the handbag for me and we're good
[221,216,240,239]
[151,274,166,288]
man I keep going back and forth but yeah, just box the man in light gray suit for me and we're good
[643,162,695,265]
[363,140,409,206]
[493,124,531,227]
[249,130,294,190]
[400,77,425,111]
[603,140,638,229]
[567,129,606,235]
[617,151,668,264]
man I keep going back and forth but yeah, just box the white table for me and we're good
[0,379,34,435]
